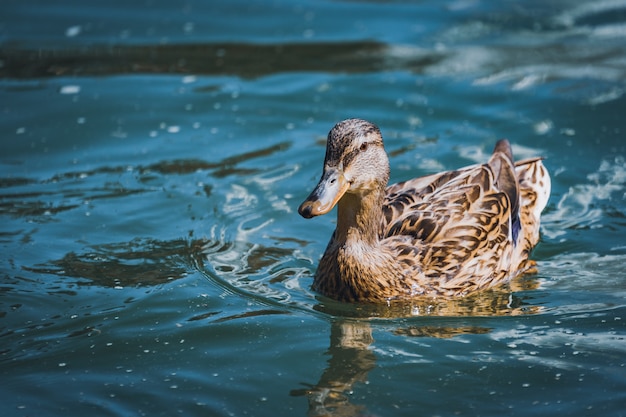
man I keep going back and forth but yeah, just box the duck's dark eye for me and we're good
[359,142,368,151]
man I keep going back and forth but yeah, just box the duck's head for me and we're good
[299,118,390,219]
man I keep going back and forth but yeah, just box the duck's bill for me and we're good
[298,168,349,218]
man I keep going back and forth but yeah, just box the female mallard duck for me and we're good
[299,119,550,302]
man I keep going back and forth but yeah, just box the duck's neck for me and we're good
[335,187,385,246]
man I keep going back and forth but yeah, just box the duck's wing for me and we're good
[381,140,520,249]
[380,143,548,295]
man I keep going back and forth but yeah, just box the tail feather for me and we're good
[516,159,551,222]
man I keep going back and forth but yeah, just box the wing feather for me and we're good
[381,161,515,269]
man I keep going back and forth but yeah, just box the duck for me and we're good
[298,118,550,303]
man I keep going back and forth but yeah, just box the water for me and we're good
[1,0,625,416]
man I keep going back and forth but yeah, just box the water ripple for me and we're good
[543,156,626,239]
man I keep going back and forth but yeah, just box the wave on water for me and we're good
[487,307,626,371]
[532,156,626,313]
[198,168,316,309]
[542,156,626,240]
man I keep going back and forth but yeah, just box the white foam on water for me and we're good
[542,156,626,239]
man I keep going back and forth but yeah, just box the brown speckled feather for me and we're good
[299,119,551,302]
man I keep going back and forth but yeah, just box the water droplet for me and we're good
[533,120,553,135]
[65,25,81,37]
[59,85,81,95]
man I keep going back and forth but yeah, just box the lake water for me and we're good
[1,0,625,416]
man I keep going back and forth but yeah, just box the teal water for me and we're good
[1,1,625,416]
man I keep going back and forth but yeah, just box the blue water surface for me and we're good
[1,1,625,416]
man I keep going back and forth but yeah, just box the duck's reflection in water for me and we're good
[293,281,542,417]
[291,320,376,417]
